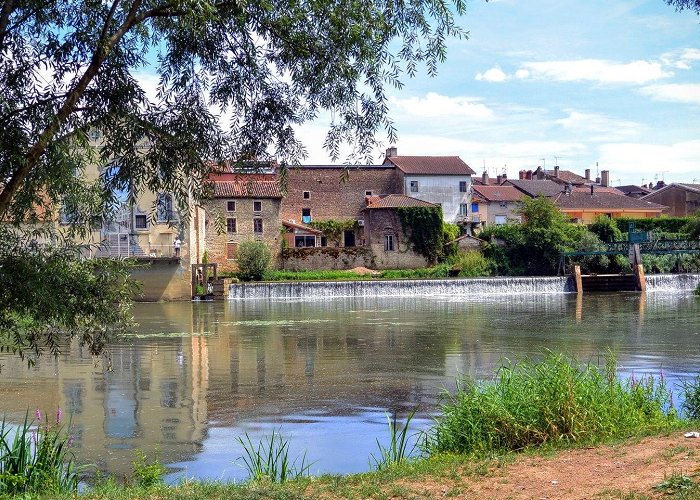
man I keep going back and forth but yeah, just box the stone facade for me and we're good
[363,207,429,269]
[641,184,700,217]
[203,196,282,272]
[280,247,375,270]
[281,165,401,224]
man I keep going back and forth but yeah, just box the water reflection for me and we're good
[0,292,698,480]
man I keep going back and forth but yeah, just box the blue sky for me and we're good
[294,0,700,186]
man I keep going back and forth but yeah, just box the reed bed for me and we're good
[426,353,678,455]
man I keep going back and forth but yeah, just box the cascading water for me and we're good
[228,276,576,300]
[645,273,700,292]
[228,273,700,300]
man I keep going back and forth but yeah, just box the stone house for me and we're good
[362,194,438,269]
[202,174,283,272]
[470,185,524,226]
[382,147,475,225]
[281,164,401,247]
[640,183,700,217]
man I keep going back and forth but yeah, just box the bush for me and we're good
[132,451,166,488]
[615,216,695,234]
[681,375,700,420]
[236,241,272,281]
[426,353,676,455]
[451,251,490,277]
[589,215,622,243]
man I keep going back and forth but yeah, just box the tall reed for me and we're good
[370,409,418,471]
[236,430,311,483]
[426,353,677,455]
[0,409,80,495]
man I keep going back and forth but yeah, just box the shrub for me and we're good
[451,251,490,277]
[236,241,272,281]
[681,375,700,420]
[615,216,695,234]
[589,215,622,243]
[426,353,676,455]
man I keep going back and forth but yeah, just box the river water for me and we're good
[0,292,699,482]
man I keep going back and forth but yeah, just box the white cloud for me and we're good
[475,66,508,82]
[515,69,530,79]
[555,110,643,141]
[517,59,671,84]
[389,92,494,119]
[597,140,700,184]
[641,83,700,105]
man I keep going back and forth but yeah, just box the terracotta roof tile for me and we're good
[384,156,476,175]
[573,186,624,195]
[365,194,439,209]
[506,179,564,197]
[472,185,524,202]
[213,175,283,198]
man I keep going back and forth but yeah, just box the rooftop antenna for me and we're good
[658,170,670,182]
[540,158,546,171]
[596,161,599,177]
[554,156,560,165]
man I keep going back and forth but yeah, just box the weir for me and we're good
[228,274,700,300]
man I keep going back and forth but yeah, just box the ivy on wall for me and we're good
[396,207,444,264]
[309,219,358,245]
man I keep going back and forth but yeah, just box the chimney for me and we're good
[526,170,533,180]
[502,172,507,181]
[385,146,397,158]
[496,174,503,185]
[590,184,594,196]
[537,169,545,180]
[585,168,590,181]
[482,171,489,185]
[601,170,609,187]
[596,176,601,184]
[554,165,560,178]
[519,170,525,180]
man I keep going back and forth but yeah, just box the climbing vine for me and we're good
[396,207,444,264]
[309,219,358,245]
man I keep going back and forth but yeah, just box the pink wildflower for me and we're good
[34,408,41,422]
[56,407,62,424]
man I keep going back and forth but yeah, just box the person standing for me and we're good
[174,236,181,257]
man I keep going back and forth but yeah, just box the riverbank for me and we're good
[43,430,700,499]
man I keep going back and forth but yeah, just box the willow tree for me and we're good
[0,0,467,359]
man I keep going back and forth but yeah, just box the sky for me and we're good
[293,0,700,186]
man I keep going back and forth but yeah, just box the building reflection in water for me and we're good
[0,292,697,479]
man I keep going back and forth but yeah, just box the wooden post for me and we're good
[635,264,646,292]
[573,265,583,294]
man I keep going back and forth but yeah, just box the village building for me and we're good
[201,173,283,272]
[553,189,667,224]
[505,179,565,198]
[640,183,700,217]
[617,184,653,199]
[470,185,524,226]
[382,147,475,224]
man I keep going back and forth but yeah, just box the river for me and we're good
[0,291,698,482]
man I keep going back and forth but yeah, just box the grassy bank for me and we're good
[4,354,700,499]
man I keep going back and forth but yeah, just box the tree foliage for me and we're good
[397,206,445,264]
[665,0,700,14]
[236,240,272,281]
[0,0,467,358]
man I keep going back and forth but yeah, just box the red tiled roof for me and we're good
[365,194,438,209]
[383,156,476,175]
[546,169,589,185]
[506,179,564,197]
[282,220,322,233]
[573,186,624,195]
[554,192,667,211]
[212,175,283,198]
[472,185,524,202]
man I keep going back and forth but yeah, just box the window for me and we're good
[499,201,507,208]
[226,217,237,233]
[253,200,262,212]
[495,215,508,225]
[302,208,311,224]
[156,193,174,221]
[226,242,238,260]
[459,203,468,216]
[295,235,316,247]
[410,181,418,193]
[471,202,479,213]
[227,200,236,212]
[384,234,395,251]
[459,181,468,192]
[303,191,310,199]
[365,190,373,196]
[135,214,147,229]
[253,218,263,233]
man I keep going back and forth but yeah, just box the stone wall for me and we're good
[130,258,192,301]
[281,166,401,223]
[280,246,376,270]
[364,208,429,269]
[203,197,282,272]
[643,185,700,217]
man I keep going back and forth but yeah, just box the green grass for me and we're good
[370,409,417,471]
[236,430,312,483]
[260,266,454,282]
[425,352,679,456]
